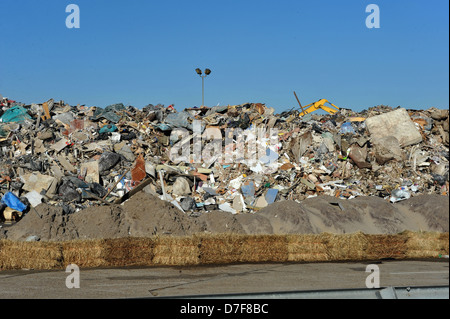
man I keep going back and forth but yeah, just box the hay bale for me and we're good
[287,233,410,262]
[365,234,408,260]
[199,234,288,264]
[198,233,242,264]
[103,237,155,267]
[320,232,369,261]
[439,233,450,253]
[62,238,156,269]
[61,239,107,268]
[152,235,200,266]
[236,234,287,263]
[286,234,328,262]
[0,240,63,270]
[405,231,449,258]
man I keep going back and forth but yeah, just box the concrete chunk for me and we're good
[172,177,191,196]
[365,108,422,147]
[58,155,77,173]
[372,136,404,165]
[21,172,57,194]
[51,138,70,152]
[80,161,100,184]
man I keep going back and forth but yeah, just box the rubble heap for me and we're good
[0,95,448,224]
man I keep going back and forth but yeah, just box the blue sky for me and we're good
[0,0,448,113]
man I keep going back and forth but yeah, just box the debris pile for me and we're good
[0,95,448,224]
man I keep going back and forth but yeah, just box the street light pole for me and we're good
[196,68,211,107]
[202,75,205,107]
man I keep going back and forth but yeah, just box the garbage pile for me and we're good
[0,95,448,223]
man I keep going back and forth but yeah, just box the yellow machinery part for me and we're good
[298,99,340,117]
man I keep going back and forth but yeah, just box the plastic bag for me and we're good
[0,106,32,123]
[340,122,356,134]
[98,152,121,172]
[99,124,118,133]
[1,192,28,212]
[390,188,411,203]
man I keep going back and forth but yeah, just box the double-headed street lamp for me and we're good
[195,68,211,107]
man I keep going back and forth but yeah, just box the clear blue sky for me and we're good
[0,0,448,113]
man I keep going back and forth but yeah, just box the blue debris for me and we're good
[1,192,28,212]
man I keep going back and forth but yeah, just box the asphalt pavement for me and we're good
[0,259,448,299]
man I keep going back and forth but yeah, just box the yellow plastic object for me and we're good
[349,117,366,122]
[298,99,340,117]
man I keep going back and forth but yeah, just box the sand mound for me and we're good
[1,192,448,242]
[255,195,449,235]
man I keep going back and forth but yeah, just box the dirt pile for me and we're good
[1,191,447,242]
[255,194,449,234]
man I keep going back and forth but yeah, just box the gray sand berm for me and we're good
[1,191,448,242]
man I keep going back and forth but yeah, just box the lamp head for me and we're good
[195,68,202,75]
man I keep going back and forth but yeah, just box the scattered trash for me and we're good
[340,122,356,134]
[0,96,448,225]
[0,105,32,123]
[390,188,412,203]
[25,235,40,242]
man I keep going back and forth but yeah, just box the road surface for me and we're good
[0,260,448,299]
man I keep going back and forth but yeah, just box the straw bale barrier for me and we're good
[286,234,329,262]
[286,232,410,262]
[199,234,288,264]
[404,231,449,259]
[0,231,448,271]
[152,235,200,266]
[61,237,156,268]
[103,237,155,267]
[61,239,107,268]
[0,240,63,270]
